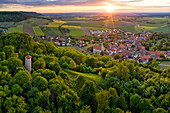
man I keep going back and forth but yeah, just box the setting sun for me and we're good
[104,4,117,12]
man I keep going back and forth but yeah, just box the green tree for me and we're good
[0,52,5,61]
[61,62,69,69]
[69,60,76,70]
[7,57,23,74]
[11,84,23,95]
[139,99,154,113]
[3,45,15,58]
[114,54,121,59]
[159,53,165,58]
[127,63,135,79]
[117,63,130,82]
[115,108,124,113]
[32,69,57,81]
[33,58,46,70]
[108,87,118,109]
[33,76,48,91]
[130,94,142,113]
[80,81,97,113]
[96,90,110,112]
[33,106,51,113]
[154,108,167,113]
[117,95,128,111]
[80,106,92,113]
[10,71,32,88]
[4,95,27,113]
[49,62,61,75]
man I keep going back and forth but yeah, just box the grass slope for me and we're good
[63,69,106,89]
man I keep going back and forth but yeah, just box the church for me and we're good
[93,42,105,54]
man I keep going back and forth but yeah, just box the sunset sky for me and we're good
[0,0,170,13]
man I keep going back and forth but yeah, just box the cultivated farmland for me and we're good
[7,25,23,33]
[32,26,44,36]
[23,25,34,36]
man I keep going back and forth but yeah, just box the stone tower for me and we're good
[25,55,31,73]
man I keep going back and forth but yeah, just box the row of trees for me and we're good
[0,32,169,113]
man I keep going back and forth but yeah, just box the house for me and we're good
[119,44,126,49]
[108,43,114,49]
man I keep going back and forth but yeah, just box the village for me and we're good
[33,28,170,64]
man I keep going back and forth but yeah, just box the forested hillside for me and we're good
[0,32,169,113]
[142,32,170,51]
[0,12,31,22]
[0,12,44,22]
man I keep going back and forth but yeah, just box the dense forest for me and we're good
[0,12,32,22]
[142,32,170,51]
[0,32,169,113]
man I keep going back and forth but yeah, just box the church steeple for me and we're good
[101,41,104,51]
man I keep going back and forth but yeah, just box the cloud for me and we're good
[0,0,99,6]
[0,0,145,6]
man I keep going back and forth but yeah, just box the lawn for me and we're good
[32,26,44,36]
[63,69,106,89]
[7,25,23,33]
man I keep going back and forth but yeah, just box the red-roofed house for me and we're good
[119,44,126,49]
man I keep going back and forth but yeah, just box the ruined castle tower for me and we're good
[25,55,31,73]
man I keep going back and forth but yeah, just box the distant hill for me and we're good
[0,12,43,22]
[19,11,43,17]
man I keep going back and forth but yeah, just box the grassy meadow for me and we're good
[63,69,106,89]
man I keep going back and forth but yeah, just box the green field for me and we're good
[40,26,62,36]
[16,18,52,26]
[32,26,44,36]
[3,16,170,36]
[7,25,23,33]
[63,69,106,89]
[141,26,157,30]
[150,25,170,33]
[62,25,84,37]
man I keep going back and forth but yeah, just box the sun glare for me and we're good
[104,4,117,12]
